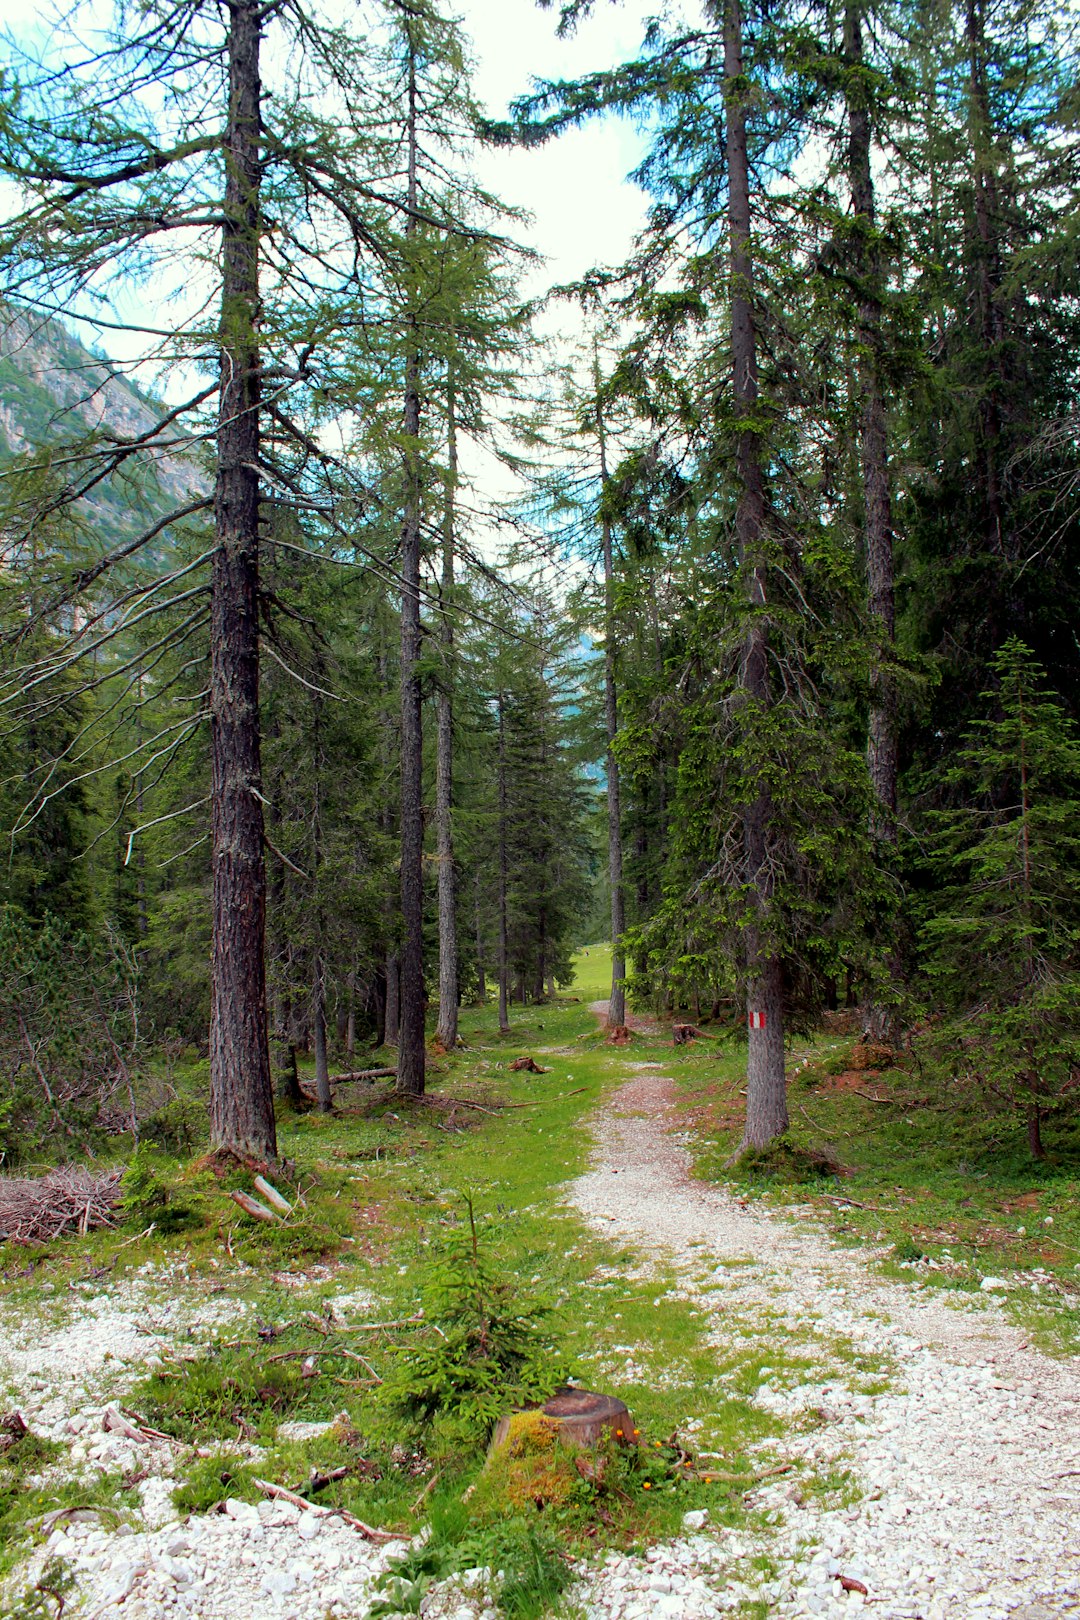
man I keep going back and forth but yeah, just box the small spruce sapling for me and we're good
[920,639,1080,1157]
[384,1193,570,1440]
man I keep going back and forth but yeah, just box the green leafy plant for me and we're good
[382,1193,571,1441]
[372,1497,571,1620]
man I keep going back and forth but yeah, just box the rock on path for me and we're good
[566,1067,1080,1620]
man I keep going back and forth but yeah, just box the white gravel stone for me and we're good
[564,1060,1080,1620]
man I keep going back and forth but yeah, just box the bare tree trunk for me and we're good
[272,993,304,1109]
[397,30,426,1098]
[209,0,276,1164]
[966,0,1006,554]
[435,376,459,1050]
[345,967,356,1061]
[725,0,787,1149]
[312,959,332,1113]
[595,367,626,1030]
[385,954,400,1047]
[497,692,510,1035]
[845,0,897,830]
[474,872,487,1004]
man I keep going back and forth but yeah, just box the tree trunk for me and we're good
[312,959,332,1113]
[345,969,356,1061]
[966,0,1006,554]
[845,0,897,830]
[397,32,426,1099]
[497,692,511,1035]
[595,368,627,1030]
[724,0,788,1149]
[385,953,400,1047]
[435,376,459,1051]
[209,0,276,1165]
[272,995,303,1110]
[474,872,487,1004]
[1027,1100,1044,1160]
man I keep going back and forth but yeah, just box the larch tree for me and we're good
[0,0,417,1159]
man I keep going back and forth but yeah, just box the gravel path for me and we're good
[567,1066,1080,1620]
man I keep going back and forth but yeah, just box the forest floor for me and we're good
[0,950,1078,1620]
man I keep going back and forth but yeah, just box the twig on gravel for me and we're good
[251,1477,406,1542]
[35,1503,124,1532]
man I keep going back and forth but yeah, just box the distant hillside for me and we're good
[0,304,209,546]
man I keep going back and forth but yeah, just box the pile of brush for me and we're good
[0,1167,122,1243]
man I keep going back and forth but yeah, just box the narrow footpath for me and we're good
[566,1065,1080,1620]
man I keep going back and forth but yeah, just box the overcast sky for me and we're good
[459,0,659,294]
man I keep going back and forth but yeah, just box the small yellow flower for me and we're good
[643,1481,652,1490]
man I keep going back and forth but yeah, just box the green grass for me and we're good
[0,951,818,1615]
[678,1034,1080,1353]
[14,953,1075,1613]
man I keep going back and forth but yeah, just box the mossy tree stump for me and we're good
[491,1389,634,1451]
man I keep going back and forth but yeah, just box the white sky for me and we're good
[460,0,658,293]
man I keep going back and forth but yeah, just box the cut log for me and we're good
[508,1057,549,1074]
[253,1175,292,1215]
[229,1190,280,1223]
[491,1388,634,1452]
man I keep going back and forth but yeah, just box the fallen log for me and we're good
[229,1190,281,1223]
[508,1057,549,1074]
[253,1175,293,1215]
[327,1068,397,1084]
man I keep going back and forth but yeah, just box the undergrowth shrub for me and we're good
[734,1135,842,1184]
[382,1194,571,1442]
[119,1151,203,1235]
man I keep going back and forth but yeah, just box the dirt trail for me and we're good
[567,1065,1080,1620]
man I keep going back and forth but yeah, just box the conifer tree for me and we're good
[921,640,1080,1158]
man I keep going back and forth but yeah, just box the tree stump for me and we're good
[491,1388,634,1451]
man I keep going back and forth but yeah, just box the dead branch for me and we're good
[253,1175,292,1215]
[250,1477,405,1543]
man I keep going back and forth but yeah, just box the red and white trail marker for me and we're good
[748,1010,767,1030]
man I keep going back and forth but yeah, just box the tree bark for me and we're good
[312,958,332,1113]
[385,953,400,1047]
[397,28,426,1098]
[497,691,511,1034]
[595,368,626,1030]
[724,0,788,1149]
[845,0,897,830]
[1027,1100,1044,1160]
[966,0,1006,555]
[474,872,487,1004]
[272,996,303,1110]
[209,0,276,1164]
[435,375,459,1050]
